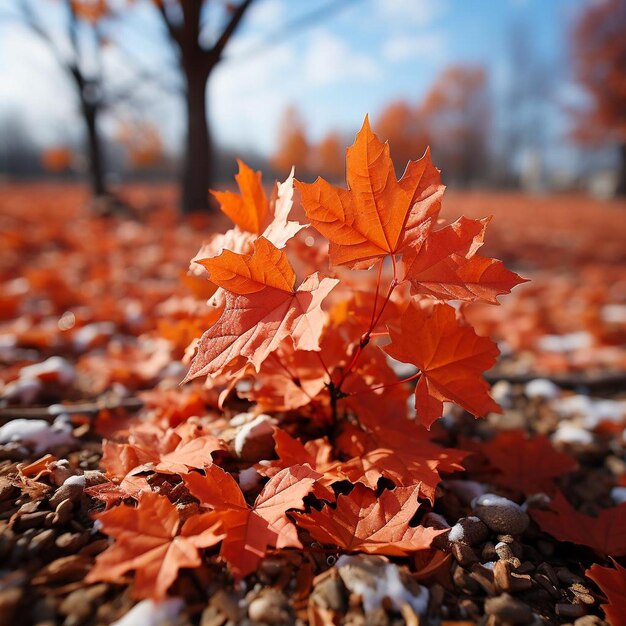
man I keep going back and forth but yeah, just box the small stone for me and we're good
[449,516,490,546]
[0,587,23,624]
[310,575,347,613]
[452,541,479,567]
[555,603,586,618]
[484,594,533,624]
[473,494,530,535]
[53,498,74,525]
[49,476,85,509]
[247,591,292,625]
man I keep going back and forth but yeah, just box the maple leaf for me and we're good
[183,464,321,578]
[466,430,577,495]
[184,238,338,382]
[383,301,500,428]
[401,216,526,303]
[336,418,467,503]
[586,560,626,626]
[531,491,626,556]
[86,491,224,600]
[296,115,444,269]
[294,484,443,555]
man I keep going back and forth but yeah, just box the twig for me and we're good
[0,397,144,422]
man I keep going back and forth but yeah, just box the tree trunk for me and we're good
[617,142,626,197]
[182,67,213,214]
[82,101,107,198]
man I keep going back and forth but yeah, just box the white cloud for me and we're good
[375,0,448,27]
[382,32,447,62]
[304,31,381,86]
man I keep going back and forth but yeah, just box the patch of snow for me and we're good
[551,395,626,429]
[337,555,429,615]
[0,415,75,453]
[72,322,115,351]
[491,380,513,408]
[448,523,465,543]
[63,475,86,488]
[525,378,560,400]
[1,377,42,405]
[602,304,626,324]
[551,423,593,445]
[611,487,626,505]
[472,493,522,512]
[20,356,75,385]
[537,331,593,353]
[111,599,183,626]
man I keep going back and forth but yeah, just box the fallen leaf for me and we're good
[184,464,321,577]
[295,483,442,555]
[86,491,224,600]
[532,491,626,556]
[586,559,626,626]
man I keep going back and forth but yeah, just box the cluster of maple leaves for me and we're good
[81,117,532,599]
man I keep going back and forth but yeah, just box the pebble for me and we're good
[49,475,85,509]
[310,575,347,613]
[484,594,533,624]
[449,516,490,546]
[473,494,530,535]
[247,591,292,625]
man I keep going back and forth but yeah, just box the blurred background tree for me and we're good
[570,0,626,195]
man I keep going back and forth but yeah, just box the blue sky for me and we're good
[0,0,591,157]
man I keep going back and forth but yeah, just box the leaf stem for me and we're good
[347,371,421,397]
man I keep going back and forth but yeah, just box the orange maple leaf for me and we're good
[294,483,443,555]
[401,216,526,303]
[336,418,466,503]
[383,301,500,428]
[531,492,626,557]
[86,491,224,600]
[586,560,626,626]
[296,116,444,269]
[184,238,338,382]
[183,463,321,578]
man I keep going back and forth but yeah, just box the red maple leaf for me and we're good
[586,559,626,626]
[295,483,442,555]
[532,491,626,557]
[183,463,320,577]
[86,491,224,600]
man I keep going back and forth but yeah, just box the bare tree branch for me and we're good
[211,0,255,61]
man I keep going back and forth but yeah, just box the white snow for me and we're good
[491,380,513,408]
[63,475,86,488]
[1,377,43,405]
[72,322,115,351]
[611,487,626,505]
[525,378,560,400]
[448,523,465,543]
[551,423,594,445]
[336,555,429,615]
[19,356,75,385]
[537,331,593,353]
[472,493,523,512]
[552,394,626,429]
[111,599,183,626]
[0,415,74,453]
